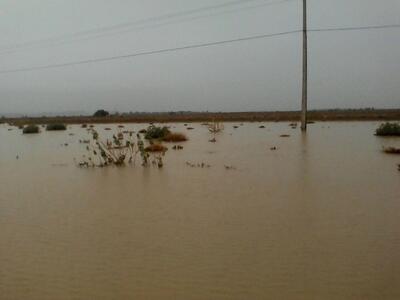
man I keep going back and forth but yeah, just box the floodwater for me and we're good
[0,122,399,300]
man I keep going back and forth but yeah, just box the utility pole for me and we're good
[301,0,308,131]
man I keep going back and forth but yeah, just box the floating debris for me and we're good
[259,125,266,129]
[270,147,277,151]
[209,138,217,143]
[280,134,291,138]
[187,127,194,130]
[104,128,111,131]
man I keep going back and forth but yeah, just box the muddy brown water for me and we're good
[0,122,399,300]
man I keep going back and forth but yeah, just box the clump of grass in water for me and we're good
[22,124,40,134]
[46,123,67,131]
[376,122,400,136]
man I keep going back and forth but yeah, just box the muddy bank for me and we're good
[4,109,400,126]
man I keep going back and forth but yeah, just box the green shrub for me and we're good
[23,124,40,134]
[144,125,170,140]
[376,122,400,136]
[46,123,67,131]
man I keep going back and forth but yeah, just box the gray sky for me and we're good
[0,0,399,115]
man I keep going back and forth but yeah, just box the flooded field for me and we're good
[0,121,399,300]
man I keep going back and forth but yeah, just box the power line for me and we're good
[0,0,296,56]
[0,22,399,75]
[0,30,301,74]
[0,0,294,55]
[309,23,400,32]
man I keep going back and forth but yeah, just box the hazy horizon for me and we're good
[1,0,399,114]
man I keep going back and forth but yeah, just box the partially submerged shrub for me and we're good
[163,132,187,142]
[383,147,400,154]
[208,120,224,133]
[46,123,67,131]
[77,129,164,168]
[207,120,224,142]
[145,143,168,152]
[23,124,40,134]
[376,122,400,136]
[144,125,170,140]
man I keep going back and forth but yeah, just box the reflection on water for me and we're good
[0,122,399,300]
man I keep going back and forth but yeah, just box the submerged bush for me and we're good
[144,125,170,140]
[162,132,187,142]
[46,123,67,131]
[77,129,165,168]
[383,147,400,154]
[376,122,400,136]
[23,124,40,134]
[145,143,168,152]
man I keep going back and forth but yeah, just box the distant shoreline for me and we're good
[2,109,400,125]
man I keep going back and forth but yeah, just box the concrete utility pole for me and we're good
[301,0,308,131]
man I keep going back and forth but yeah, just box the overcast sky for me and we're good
[0,0,399,115]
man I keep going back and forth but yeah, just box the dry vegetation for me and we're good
[162,132,187,142]
[145,143,168,152]
[77,129,166,168]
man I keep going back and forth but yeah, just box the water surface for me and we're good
[0,122,399,299]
